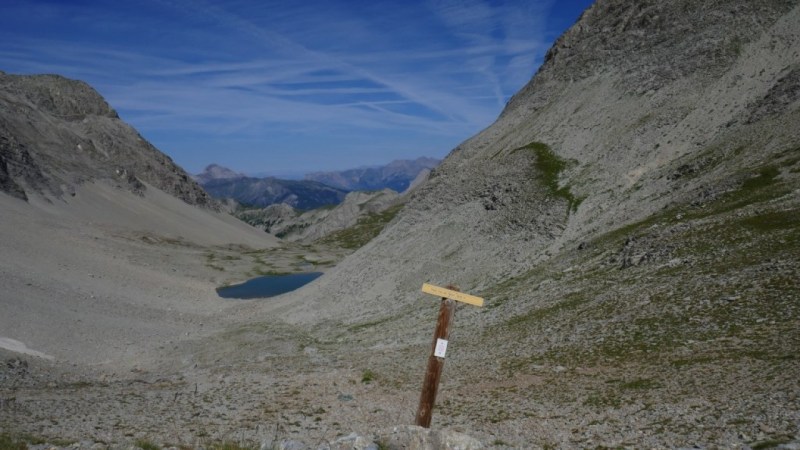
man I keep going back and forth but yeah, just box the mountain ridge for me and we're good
[304,156,440,192]
[0,72,216,209]
[196,157,438,210]
[193,163,244,184]
[288,0,800,319]
[200,175,349,210]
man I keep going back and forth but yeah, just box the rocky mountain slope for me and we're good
[290,0,800,319]
[260,0,799,446]
[0,71,215,208]
[0,69,280,381]
[305,156,440,192]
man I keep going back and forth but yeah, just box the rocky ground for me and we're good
[1,166,799,449]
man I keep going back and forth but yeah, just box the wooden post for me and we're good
[415,283,484,428]
[415,288,457,428]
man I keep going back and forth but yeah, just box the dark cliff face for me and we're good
[0,72,217,209]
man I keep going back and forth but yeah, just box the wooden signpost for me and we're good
[415,283,484,428]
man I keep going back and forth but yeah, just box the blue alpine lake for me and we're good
[216,272,323,299]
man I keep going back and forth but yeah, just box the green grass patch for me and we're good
[670,356,719,367]
[591,162,791,252]
[727,36,744,57]
[513,141,582,213]
[741,166,780,191]
[0,434,27,450]
[671,207,800,274]
[739,209,799,233]
[620,378,661,390]
[506,291,587,331]
[348,315,396,333]
[319,203,404,249]
[585,312,689,363]
[135,439,160,450]
[252,267,291,276]
[583,392,622,409]
[589,201,688,250]
[361,369,376,384]
[690,165,788,218]
[208,442,257,450]
[752,437,794,449]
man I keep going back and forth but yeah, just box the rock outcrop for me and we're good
[0,71,216,208]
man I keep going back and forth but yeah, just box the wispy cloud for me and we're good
[0,0,564,174]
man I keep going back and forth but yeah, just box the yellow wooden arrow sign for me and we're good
[421,283,484,307]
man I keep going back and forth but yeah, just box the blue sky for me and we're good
[1,0,594,177]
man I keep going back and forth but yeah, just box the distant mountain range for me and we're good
[195,157,439,210]
[193,164,243,185]
[199,175,348,210]
[304,156,440,192]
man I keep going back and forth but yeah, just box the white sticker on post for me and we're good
[434,338,448,358]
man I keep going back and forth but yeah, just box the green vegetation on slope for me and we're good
[514,141,582,212]
[318,203,404,249]
[486,148,799,369]
[0,434,28,450]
